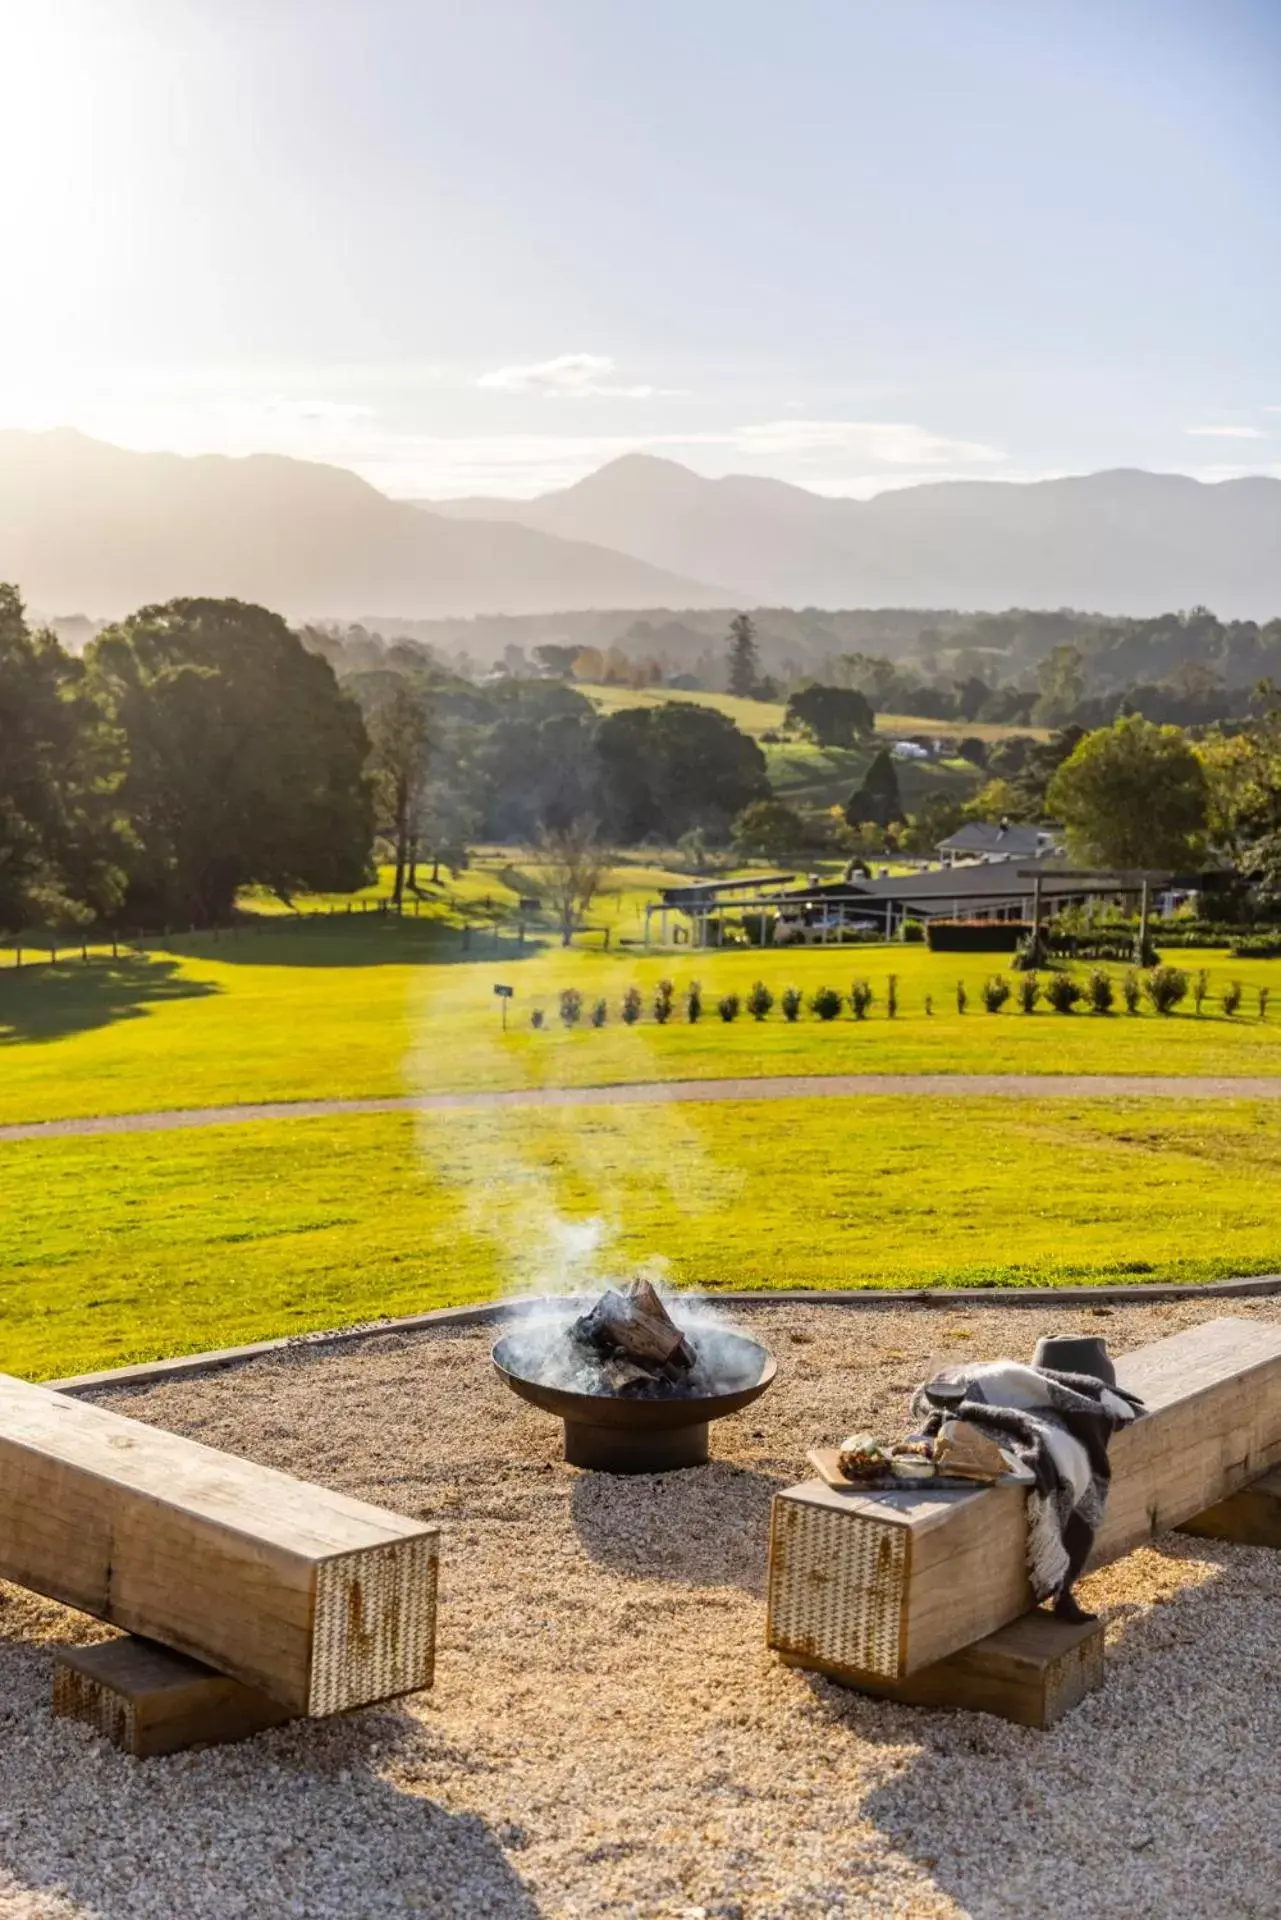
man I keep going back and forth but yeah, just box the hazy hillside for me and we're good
[433,455,1281,617]
[0,431,724,620]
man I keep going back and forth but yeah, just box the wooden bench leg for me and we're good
[1177,1466,1281,1548]
[53,1637,294,1758]
[779,1610,1105,1730]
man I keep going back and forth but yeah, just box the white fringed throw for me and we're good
[910,1362,1145,1603]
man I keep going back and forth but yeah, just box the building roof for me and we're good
[770,858,1133,918]
[658,873,795,907]
[937,822,1054,856]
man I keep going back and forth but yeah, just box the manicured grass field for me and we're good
[1,920,1279,1126]
[6,1095,1281,1379]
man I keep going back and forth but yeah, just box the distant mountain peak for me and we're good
[432,457,1281,618]
[0,428,727,619]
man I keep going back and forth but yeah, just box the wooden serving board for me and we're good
[805,1448,1029,1491]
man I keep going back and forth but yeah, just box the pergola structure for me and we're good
[643,873,795,947]
[647,859,1206,948]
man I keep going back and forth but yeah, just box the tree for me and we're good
[834,652,905,710]
[898,794,967,858]
[1197,701,1281,860]
[595,703,769,843]
[88,598,373,925]
[1033,644,1087,726]
[1045,715,1209,869]
[962,777,1034,824]
[991,725,1084,815]
[784,683,874,747]
[364,680,432,904]
[533,643,581,679]
[726,613,761,699]
[538,820,609,946]
[732,799,806,861]
[844,749,904,830]
[413,777,482,885]
[0,585,126,931]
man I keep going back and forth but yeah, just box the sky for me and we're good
[1,0,1278,500]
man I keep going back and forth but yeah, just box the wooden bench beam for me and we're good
[783,1608,1104,1730]
[53,1637,292,1758]
[1177,1465,1281,1548]
[768,1317,1281,1686]
[0,1371,439,1715]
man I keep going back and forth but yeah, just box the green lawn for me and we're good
[580,683,788,735]
[578,682,1048,749]
[6,1095,1281,1379]
[1,926,1279,1126]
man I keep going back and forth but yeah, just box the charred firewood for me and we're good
[570,1282,696,1374]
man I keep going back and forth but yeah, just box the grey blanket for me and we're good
[910,1361,1146,1612]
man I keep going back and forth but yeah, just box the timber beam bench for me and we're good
[0,1371,439,1731]
[53,1637,295,1758]
[766,1317,1281,1726]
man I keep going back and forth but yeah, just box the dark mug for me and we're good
[1033,1334,1116,1387]
[921,1375,969,1410]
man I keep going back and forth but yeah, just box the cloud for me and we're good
[476,353,664,399]
[1186,424,1267,439]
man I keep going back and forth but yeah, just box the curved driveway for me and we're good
[3,1070,1281,1144]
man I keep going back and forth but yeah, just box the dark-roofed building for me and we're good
[937,820,1064,867]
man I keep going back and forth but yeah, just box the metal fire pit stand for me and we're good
[492,1326,777,1475]
[563,1417,710,1473]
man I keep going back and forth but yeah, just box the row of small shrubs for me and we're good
[973,966,1268,1017]
[529,966,1272,1027]
[535,977,898,1026]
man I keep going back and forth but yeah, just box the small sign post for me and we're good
[493,983,514,1030]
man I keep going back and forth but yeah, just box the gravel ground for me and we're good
[2,1296,1281,1919]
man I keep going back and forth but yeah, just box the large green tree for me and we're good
[596,702,769,842]
[0,585,125,932]
[1046,714,1208,869]
[732,798,807,861]
[784,683,874,747]
[89,598,373,925]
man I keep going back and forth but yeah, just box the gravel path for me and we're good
[4,1071,1281,1143]
[2,1297,1280,1917]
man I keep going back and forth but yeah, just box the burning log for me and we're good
[571,1280,695,1381]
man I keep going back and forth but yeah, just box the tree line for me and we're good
[5,585,1280,935]
[0,590,768,931]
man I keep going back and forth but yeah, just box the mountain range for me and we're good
[3,428,1280,623]
[0,430,721,621]
[434,455,1281,618]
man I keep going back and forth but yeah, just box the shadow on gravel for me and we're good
[791,1540,1267,1920]
[0,1631,542,1919]
[570,1457,787,1594]
[0,956,218,1046]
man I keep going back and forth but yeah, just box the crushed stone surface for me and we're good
[1,1296,1280,1918]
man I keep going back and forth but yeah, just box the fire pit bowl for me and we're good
[493,1318,777,1472]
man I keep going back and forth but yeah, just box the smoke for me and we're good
[494,1279,769,1399]
[407,959,748,1314]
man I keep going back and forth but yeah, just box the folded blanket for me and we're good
[909,1361,1146,1613]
